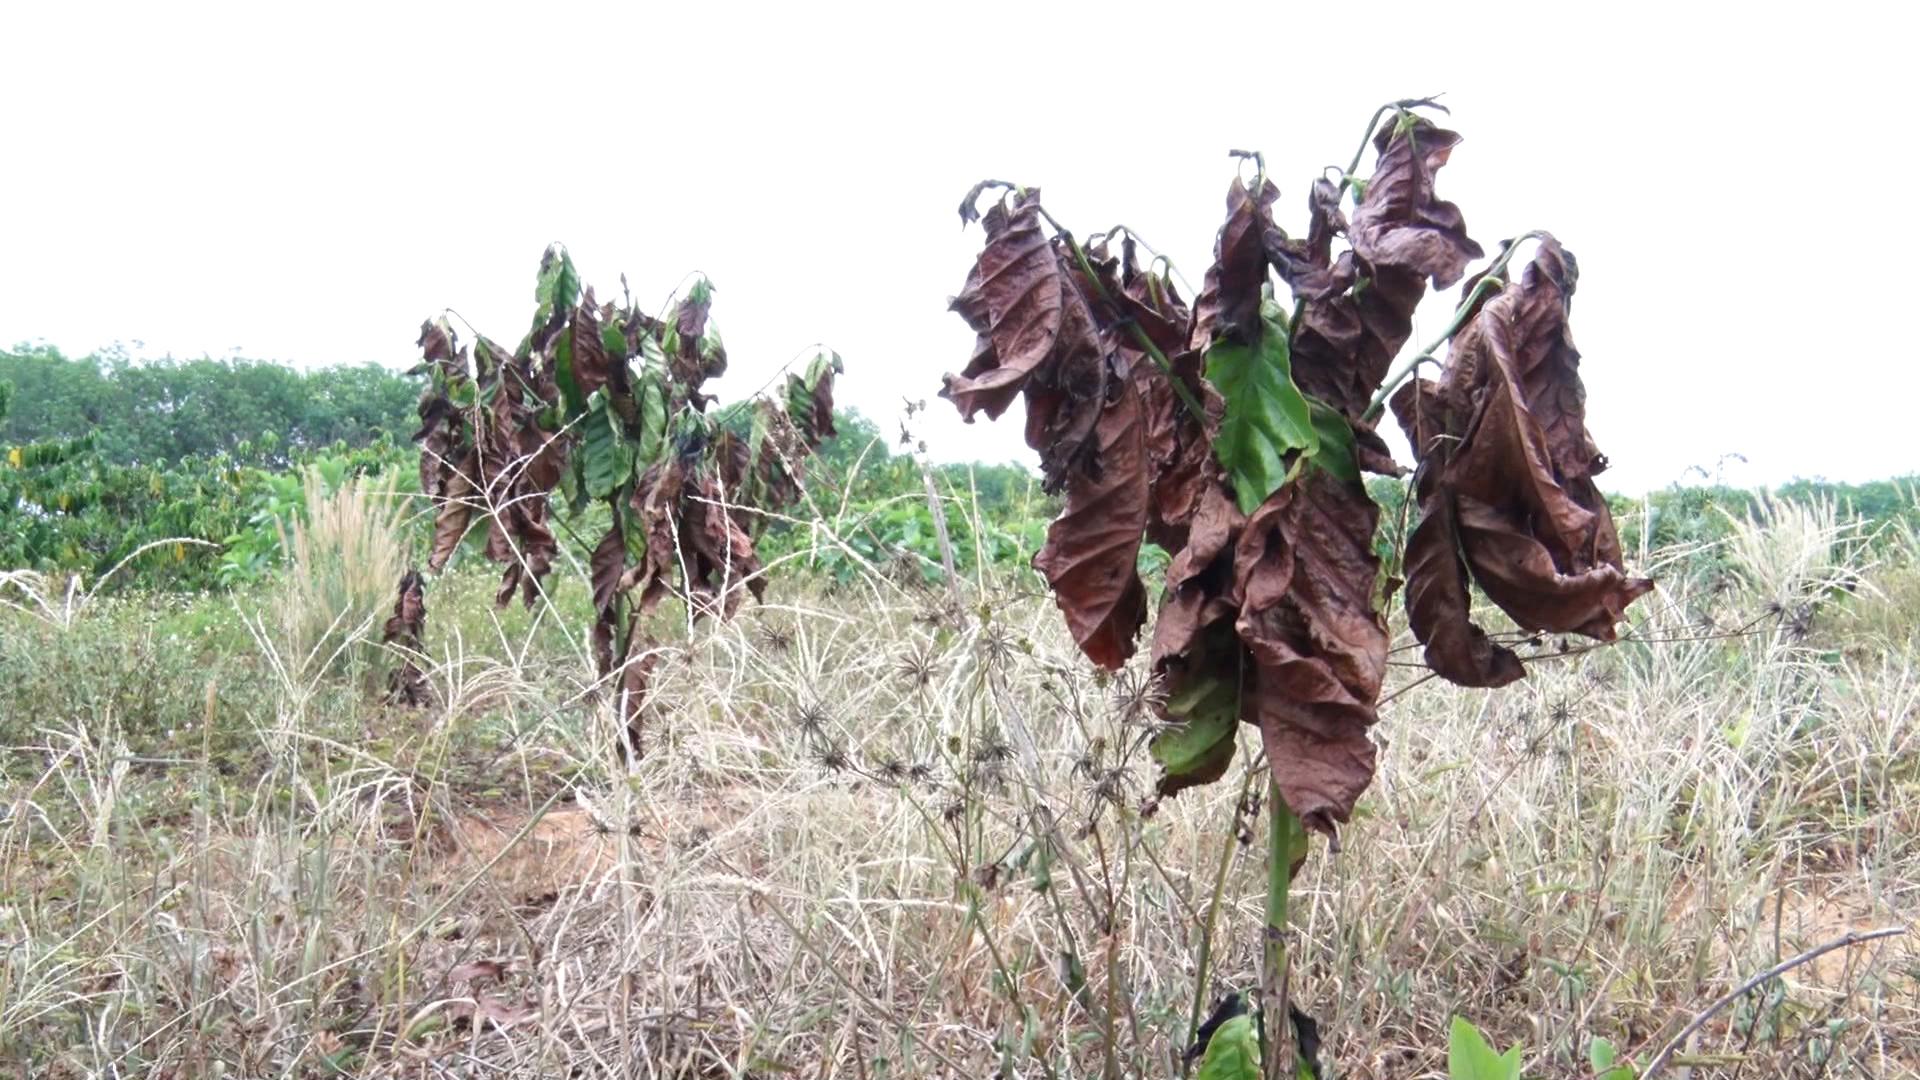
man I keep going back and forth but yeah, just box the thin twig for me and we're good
[1640,927,1906,1080]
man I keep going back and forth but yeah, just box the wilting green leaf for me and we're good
[1193,1014,1260,1080]
[1150,675,1239,796]
[1205,305,1315,513]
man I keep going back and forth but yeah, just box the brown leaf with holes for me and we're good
[1391,235,1650,684]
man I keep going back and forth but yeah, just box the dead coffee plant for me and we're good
[400,246,843,754]
[939,98,1656,1077]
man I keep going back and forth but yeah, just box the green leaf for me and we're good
[1150,675,1239,792]
[787,349,844,427]
[1205,306,1315,513]
[533,245,581,323]
[1306,401,1359,484]
[1193,1014,1260,1080]
[1588,1036,1636,1079]
[581,393,633,500]
[554,329,585,419]
[1447,1017,1521,1080]
[635,371,670,465]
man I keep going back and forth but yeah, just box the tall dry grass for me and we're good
[268,467,406,679]
[1,489,1915,1078]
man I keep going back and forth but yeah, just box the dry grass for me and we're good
[271,467,407,678]
[2,504,1917,1079]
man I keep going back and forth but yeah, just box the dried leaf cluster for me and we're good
[941,108,1649,844]
[405,247,842,750]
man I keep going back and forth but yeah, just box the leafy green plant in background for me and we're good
[937,100,1655,1076]
[0,343,418,465]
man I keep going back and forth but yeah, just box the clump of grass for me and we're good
[273,467,406,677]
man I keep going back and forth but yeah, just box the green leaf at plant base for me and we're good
[1205,304,1315,513]
[1588,1036,1636,1079]
[1194,1013,1260,1080]
[1448,1017,1521,1080]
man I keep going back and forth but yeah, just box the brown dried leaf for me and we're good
[940,189,1108,487]
[383,570,431,707]
[590,521,626,676]
[1232,468,1388,834]
[446,995,539,1029]
[381,570,426,646]
[1282,114,1480,434]
[1188,177,1281,352]
[1349,115,1484,291]
[1400,492,1524,688]
[616,643,659,763]
[1030,375,1150,669]
[628,460,686,615]
[671,286,726,410]
[426,459,477,573]
[1391,236,1651,683]
[680,471,764,619]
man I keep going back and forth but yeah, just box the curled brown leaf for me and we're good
[1232,468,1388,833]
[1391,235,1651,685]
[1030,373,1150,669]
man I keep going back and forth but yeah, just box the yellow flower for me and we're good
[6,447,19,468]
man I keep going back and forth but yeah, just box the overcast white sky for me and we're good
[2,2,1911,494]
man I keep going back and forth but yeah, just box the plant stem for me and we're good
[1358,231,1550,425]
[1183,762,1261,1076]
[1261,778,1303,1080]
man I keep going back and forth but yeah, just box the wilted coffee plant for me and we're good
[394,246,842,751]
[940,100,1651,1075]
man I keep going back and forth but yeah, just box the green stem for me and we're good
[1183,763,1261,1076]
[1262,778,1302,1080]
[1358,230,1552,425]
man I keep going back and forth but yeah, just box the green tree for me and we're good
[0,345,419,465]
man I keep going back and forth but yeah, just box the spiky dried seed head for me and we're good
[792,701,829,736]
